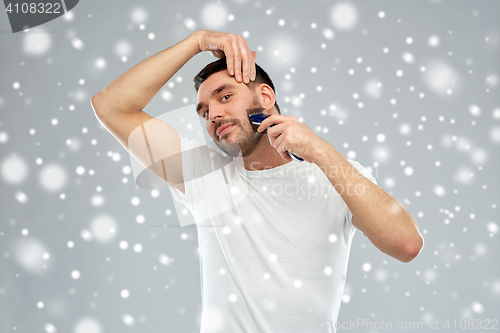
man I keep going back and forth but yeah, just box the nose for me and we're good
[209,106,225,123]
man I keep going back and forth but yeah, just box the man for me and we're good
[91,30,424,332]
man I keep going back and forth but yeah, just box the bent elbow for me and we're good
[91,93,106,118]
[91,94,99,115]
[401,233,424,263]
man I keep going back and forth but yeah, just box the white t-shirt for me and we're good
[169,137,377,333]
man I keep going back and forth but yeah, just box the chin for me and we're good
[215,141,242,157]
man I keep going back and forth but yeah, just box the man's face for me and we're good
[196,71,265,157]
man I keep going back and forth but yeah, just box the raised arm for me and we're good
[90,30,257,192]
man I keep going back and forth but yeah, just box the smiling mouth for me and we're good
[217,124,235,138]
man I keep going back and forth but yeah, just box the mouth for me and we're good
[216,123,235,138]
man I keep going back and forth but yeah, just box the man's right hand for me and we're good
[194,30,258,84]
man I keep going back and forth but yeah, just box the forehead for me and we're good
[197,71,239,102]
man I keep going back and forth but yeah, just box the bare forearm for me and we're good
[315,144,423,260]
[94,31,201,114]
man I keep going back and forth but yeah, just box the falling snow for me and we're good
[1,1,498,332]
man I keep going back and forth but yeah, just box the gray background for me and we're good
[1,0,499,332]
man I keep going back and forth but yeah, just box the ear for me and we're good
[255,83,276,113]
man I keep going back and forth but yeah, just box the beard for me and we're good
[213,101,265,157]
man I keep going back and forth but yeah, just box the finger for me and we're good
[257,115,286,132]
[237,38,251,84]
[275,141,293,161]
[265,123,287,145]
[232,39,243,83]
[241,47,251,84]
[250,51,257,81]
[273,133,294,161]
[272,130,286,149]
[224,46,235,77]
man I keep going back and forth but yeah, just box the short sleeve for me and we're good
[166,136,235,227]
[345,159,378,234]
[167,136,202,204]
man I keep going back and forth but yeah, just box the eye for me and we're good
[221,94,231,101]
[202,110,209,119]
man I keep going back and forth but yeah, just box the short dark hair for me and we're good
[194,58,280,114]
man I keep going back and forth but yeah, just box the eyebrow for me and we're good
[196,84,235,114]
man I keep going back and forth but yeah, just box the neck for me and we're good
[242,134,291,171]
